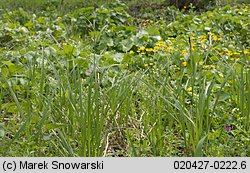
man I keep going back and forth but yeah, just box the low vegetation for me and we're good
[0,0,249,156]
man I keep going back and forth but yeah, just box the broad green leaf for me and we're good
[120,38,133,52]
[107,38,114,47]
[194,135,207,157]
[113,53,124,63]
[218,93,231,102]
[146,25,160,36]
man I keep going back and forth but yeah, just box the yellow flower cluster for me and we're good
[199,35,207,42]
[137,40,172,54]
[230,58,241,61]
[216,49,250,57]
[154,40,168,52]
[207,32,223,41]
[243,49,250,55]
[137,46,145,53]
[145,48,155,52]
[225,50,233,56]
[141,19,154,26]
[242,5,250,12]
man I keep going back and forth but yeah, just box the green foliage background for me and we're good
[0,0,249,157]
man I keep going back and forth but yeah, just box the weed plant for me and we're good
[0,0,249,156]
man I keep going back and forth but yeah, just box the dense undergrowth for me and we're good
[0,0,249,156]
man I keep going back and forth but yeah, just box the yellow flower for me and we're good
[146,48,154,52]
[137,46,145,53]
[155,41,167,49]
[129,50,134,55]
[244,49,250,55]
[200,35,207,40]
[233,52,240,55]
[226,52,233,56]
[182,61,187,67]
[144,64,148,67]
[212,34,218,41]
[186,87,192,92]
[149,62,154,66]
[154,45,161,51]
[157,40,166,45]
